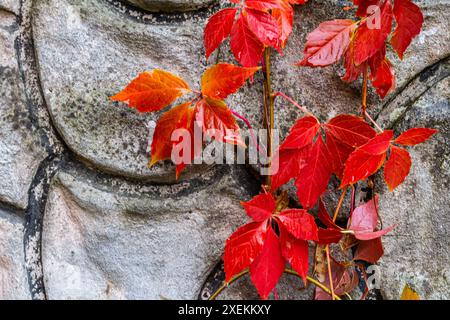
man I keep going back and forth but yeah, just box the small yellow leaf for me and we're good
[400,284,420,300]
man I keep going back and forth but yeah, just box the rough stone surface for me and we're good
[0,0,448,300]
[377,76,450,300]
[42,165,259,299]
[0,209,31,299]
[0,0,20,15]
[126,0,216,12]
[0,11,47,209]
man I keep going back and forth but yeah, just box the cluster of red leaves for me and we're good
[204,0,306,66]
[224,192,318,299]
[298,0,424,98]
[111,63,259,178]
[272,114,436,203]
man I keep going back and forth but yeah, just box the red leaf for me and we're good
[349,195,395,240]
[354,224,396,240]
[353,238,384,263]
[111,70,190,112]
[359,130,393,155]
[391,0,424,59]
[315,259,358,300]
[325,130,354,178]
[250,227,285,299]
[349,196,379,233]
[241,193,276,222]
[324,114,377,148]
[230,13,265,67]
[245,0,284,11]
[277,209,319,241]
[341,149,386,187]
[245,8,280,49]
[370,58,396,98]
[204,8,238,60]
[195,97,245,147]
[384,145,412,191]
[354,0,380,17]
[271,147,310,190]
[295,136,333,209]
[271,2,294,47]
[297,19,356,67]
[280,226,309,283]
[224,221,268,282]
[394,128,438,146]
[340,132,393,186]
[352,0,393,65]
[341,41,364,82]
[318,199,341,230]
[317,228,343,245]
[201,63,260,100]
[149,101,193,167]
[279,116,320,150]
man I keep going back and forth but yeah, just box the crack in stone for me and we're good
[375,55,450,129]
[103,0,222,24]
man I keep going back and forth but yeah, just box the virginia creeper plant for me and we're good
[111,0,437,300]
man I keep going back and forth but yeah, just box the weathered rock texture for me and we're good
[0,0,448,300]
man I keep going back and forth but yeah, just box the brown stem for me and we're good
[332,187,348,222]
[209,269,342,300]
[325,246,336,300]
[361,63,369,118]
[262,47,274,189]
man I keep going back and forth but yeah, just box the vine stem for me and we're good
[332,187,348,222]
[209,269,342,300]
[273,91,315,118]
[361,63,368,118]
[325,246,335,300]
[364,111,383,132]
[262,48,274,189]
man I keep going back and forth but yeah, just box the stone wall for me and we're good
[0,0,448,300]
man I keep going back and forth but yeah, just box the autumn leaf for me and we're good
[149,102,193,167]
[400,284,421,300]
[245,8,281,49]
[384,145,412,191]
[394,128,438,146]
[279,116,320,149]
[353,237,384,263]
[297,19,356,67]
[231,12,266,67]
[224,221,268,282]
[241,193,276,222]
[348,195,396,240]
[315,259,359,300]
[295,136,333,209]
[352,0,393,65]
[323,114,376,148]
[276,209,319,241]
[391,0,424,59]
[354,0,380,17]
[204,8,238,60]
[271,147,310,190]
[370,58,395,98]
[280,224,309,282]
[195,97,245,147]
[201,63,260,100]
[271,2,294,48]
[250,227,285,300]
[111,70,190,112]
[340,131,392,187]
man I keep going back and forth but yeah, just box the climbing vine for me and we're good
[111,0,436,300]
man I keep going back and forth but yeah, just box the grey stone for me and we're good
[377,76,450,300]
[0,11,47,209]
[42,165,259,299]
[0,0,20,15]
[126,0,216,12]
[0,209,31,299]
